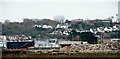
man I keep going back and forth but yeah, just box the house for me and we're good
[112,18,118,23]
[112,28,117,31]
[111,39,120,44]
[50,30,62,35]
[56,23,68,29]
[94,19,111,23]
[81,41,88,44]
[76,29,82,32]
[113,25,119,30]
[90,29,98,34]
[104,27,112,32]
[7,35,31,40]
[42,25,53,28]
[97,27,105,33]
[63,31,69,35]
[34,25,42,28]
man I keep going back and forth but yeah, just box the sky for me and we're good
[0,0,119,22]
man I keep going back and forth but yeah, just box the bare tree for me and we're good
[5,19,10,24]
[53,15,65,23]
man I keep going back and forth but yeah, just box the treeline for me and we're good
[2,19,58,38]
[68,30,97,44]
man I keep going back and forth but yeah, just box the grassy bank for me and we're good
[2,55,120,59]
[2,50,120,59]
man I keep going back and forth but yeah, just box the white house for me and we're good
[113,25,117,28]
[112,18,118,23]
[104,27,112,32]
[56,23,68,29]
[63,31,69,35]
[97,27,105,33]
[111,39,120,43]
[81,41,88,44]
[50,31,62,35]
[90,29,98,34]
[113,25,119,30]
[34,25,42,28]
[42,25,53,28]
[90,29,94,33]
[76,29,82,32]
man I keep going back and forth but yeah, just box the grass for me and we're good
[2,50,120,59]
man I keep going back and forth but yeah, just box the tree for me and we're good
[5,19,10,24]
[53,15,65,23]
[68,30,98,44]
[79,32,98,44]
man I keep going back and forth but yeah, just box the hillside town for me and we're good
[0,14,120,59]
[0,0,120,58]
[0,15,120,52]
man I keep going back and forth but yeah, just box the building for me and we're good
[111,39,120,43]
[56,23,68,29]
[97,27,104,33]
[6,35,34,49]
[110,16,118,23]
[94,19,111,23]
[34,25,42,28]
[90,28,98,34]
[29,39,60,50]
[42,25,53,28]
[104,27,112,32]
[63,31,69,35]
[50,30,63,35]
[0,36,7,48]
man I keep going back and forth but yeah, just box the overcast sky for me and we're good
[0,0,119,22]
[0,0,119,3]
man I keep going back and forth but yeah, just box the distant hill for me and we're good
[2,18,58,38]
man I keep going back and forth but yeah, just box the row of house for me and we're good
[89,25,120,34]
[34,23,69,29]
[56,23,68,29]
[50,25,120,35]
[7,35,32,41]
[50,30,70,35]
[34,25,53,29]
[75,25,120,34]
[34,23,70,35]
